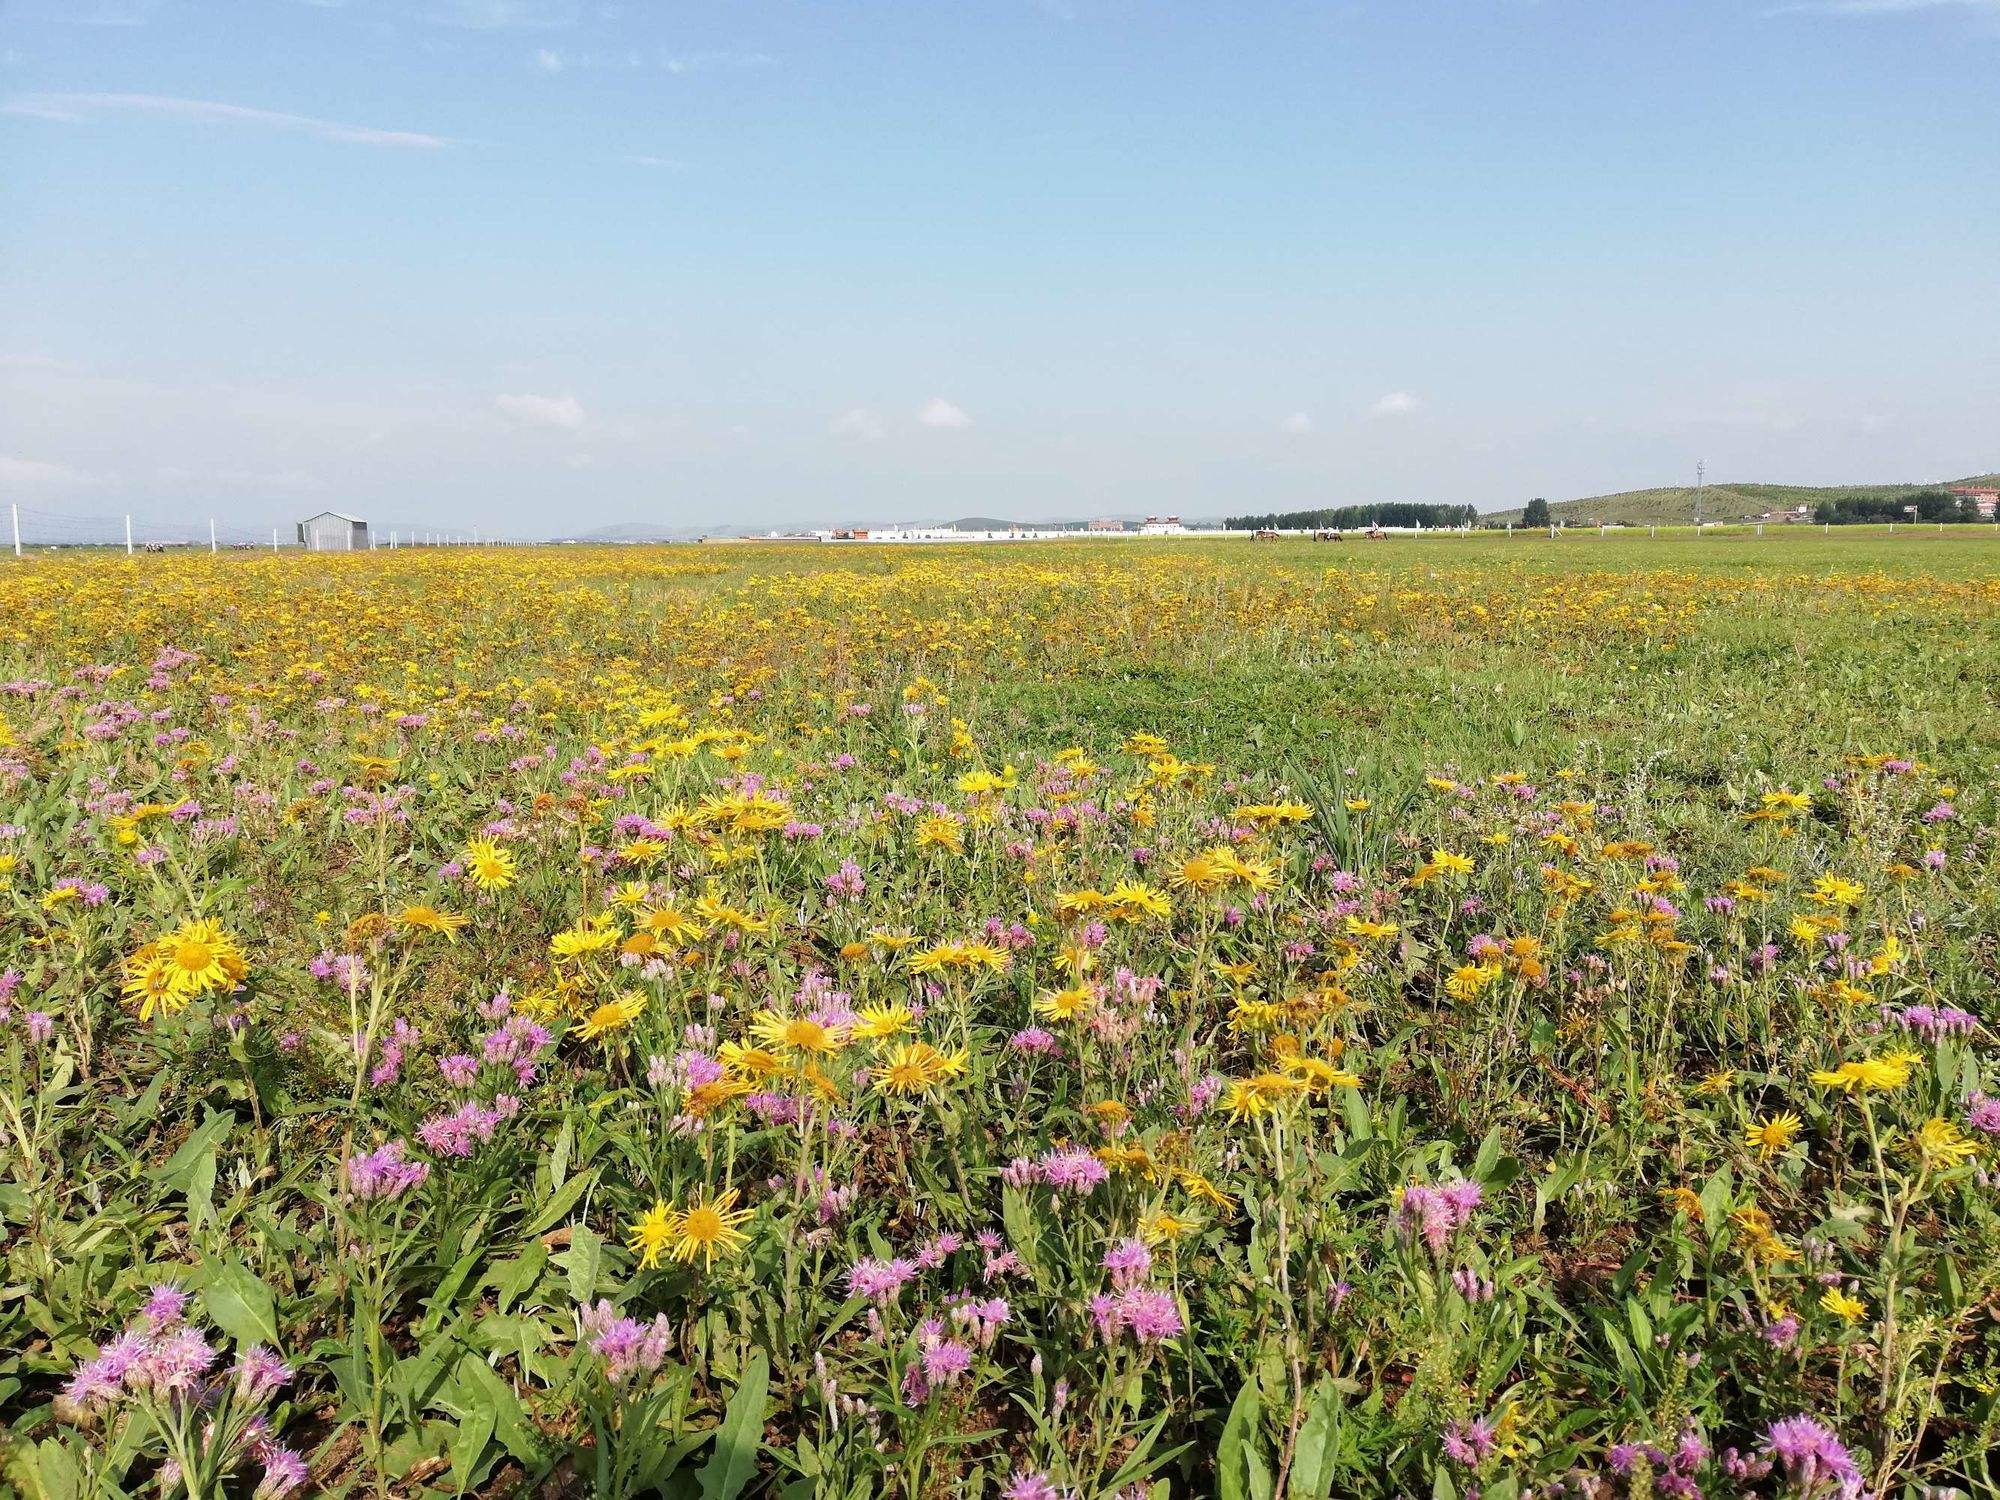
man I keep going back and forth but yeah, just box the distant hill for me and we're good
[1488,475,1999,526]
[943,516,1094,531]
[569,521,744,542]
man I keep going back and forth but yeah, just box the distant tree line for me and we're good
[1813,491,1987,525]
[1224,502,1479,531]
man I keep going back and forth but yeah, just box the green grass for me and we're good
[1486,475,2000,526]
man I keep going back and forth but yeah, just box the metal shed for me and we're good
[297,511,370,552]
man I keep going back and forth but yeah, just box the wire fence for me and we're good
[4,502,510,556]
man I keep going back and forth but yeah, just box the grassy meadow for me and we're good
[1,530,1998,1499]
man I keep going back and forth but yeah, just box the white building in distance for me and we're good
[297,511,370,552]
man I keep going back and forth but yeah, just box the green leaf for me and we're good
[1340,1085,1373,1141]
[1290,1377,1341,1498]
[521,1167,597,1240]
[200,1260,281,1349]
[150,1110,233,1191]
[697,1349,769,1500]
[449,1355,542,1464]
[548,1118,574,1192]
[423,1247,485,1332]
[1216,1378,1262,1500]
[1472,1125,1504,1182]
[26,1437,84,1500]
[560,1224,603,1304]
[1001,1186,1040,1272]
[447,1406,495,1494]
[1698,1166,1734,1236]
[494,1242,548,1313]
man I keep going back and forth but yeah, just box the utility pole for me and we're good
[125,515,133,556]
[10,502,19,558]
[1694,460,1705,533]
[272,527,279,552]
[209,518,218,554]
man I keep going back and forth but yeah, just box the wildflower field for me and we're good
[3,531,2000,1500]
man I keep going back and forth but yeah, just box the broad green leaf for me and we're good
[1291,1377,1341,1498]
[150,1110,233,1191]
[560,1224,603,1304]
[494,1242,548,1313]
[447,1405,495,1494]
[697,1349,769,1500]
[200,1260,281,1349]
[1216,1378,1262,1500]
[521,1168,597,1240]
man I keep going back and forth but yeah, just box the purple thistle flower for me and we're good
[253,1445,311,1499]
[141,1284,189,1331]
[1442,1417,1497,1467]
[1764,1414,1862,1498]
[1101,1238,1152,1290]
[919,1338,974,1385]
[1000,1471,1074,1500]
[232,1345,293,1404]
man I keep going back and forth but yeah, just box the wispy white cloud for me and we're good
[918,396,972,430]
[157,464,324,493]
[522,45,774,76]
[495,392,586,430]
[663,49,777,75]
[622,153,681,169]
[426,0,580,30]
[1367,391,1422,419]
[828,407,886,442]
[1,92,450,148]
[0,454,96,486]
[1766,0,2000,13]
[2,98,84,122]
[1278,411,1313,435]
[54,0,164,26]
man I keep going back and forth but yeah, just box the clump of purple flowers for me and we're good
[342,1138,430,1199]
[1442,1415,1497,1467]
[577,1300,675,1385]
[1887,1003,1978,1041]
[61,1284,306,1498]
[846,1255,920,1307]
[1608,1426,1708,1499]
[824,858,866,901]
[899,1318,976,1406]
[1739,1414,1862,1499]
[1396,1178,1483,1256]
[1004,1145,1110,1196]
[415,1098,509,1158]
[1087,1241,1184,1346]
[1000,1470,1077,1500]
[1088,1285,1184,1345]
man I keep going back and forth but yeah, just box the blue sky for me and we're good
[3,0,1997,535]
